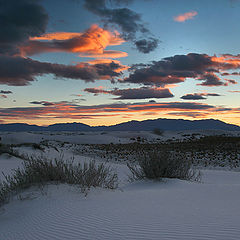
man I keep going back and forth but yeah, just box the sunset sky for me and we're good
[0,0,240,126]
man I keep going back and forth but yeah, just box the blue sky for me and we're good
[0,0,239,126]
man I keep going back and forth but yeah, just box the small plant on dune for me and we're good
[0,155,118,207]
[127,149,201,181]
[0,143,12,155]
[153,128,164,136]
[0,143,21,158]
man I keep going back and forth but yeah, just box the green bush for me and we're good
[127,150,201,181]
[0,155,118,207]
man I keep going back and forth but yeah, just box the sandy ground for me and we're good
[1,129,239,145]
[1,131,240,240]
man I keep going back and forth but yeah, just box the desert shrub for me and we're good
[127,150,201,181]
[10,143,44,151]
[0,143,27,160]
[0,143,10,155]
[0,143,17,156]
[153,128,164,136]
[0,155,118,207]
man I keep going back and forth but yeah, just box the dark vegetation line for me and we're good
[78,136,240,168]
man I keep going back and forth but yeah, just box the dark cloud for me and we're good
[112,87,173,99]
[0,90,12,94]
[84,87,174,99]
[181,94,206,100]
[0,0,48,55]
[135,38,159,54]
[124,53,240,86]
[124,68,185,86]
[30,101,55,106]
[84,87,108,95]
[225,79,237,84]
[84,0,147,35]
[83,0,159,53]
[0,55,121,86]
[198,73,226,86]
[221,72,231,76]
[181,92,221,100]
[124,53,213,86]
[162,53,213,71]
[220,72,240,76]
[0,1,128,86]
[206,93,222,96]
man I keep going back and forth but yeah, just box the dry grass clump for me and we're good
[0,155,118,207]
[152,128,164,136]
[127,150,201,181]
[0,143,14,155]
[0,143,24,159]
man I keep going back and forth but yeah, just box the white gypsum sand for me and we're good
[0,131,240,240]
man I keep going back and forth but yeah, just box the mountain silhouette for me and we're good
[0,118,239,132]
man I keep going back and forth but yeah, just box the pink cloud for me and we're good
[174,11,198,22]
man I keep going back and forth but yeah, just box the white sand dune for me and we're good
[1,129,239,145]
[1,132,240,240]
[1,161,240,240]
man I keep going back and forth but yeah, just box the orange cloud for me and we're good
[165,111,210,118]
[78,50,128,59]
[30,32,83,41]
[1,101,239,126]
[20,25,127,59]
[0,101,231,117]
[211,54,240,69]
[174,11,198,22]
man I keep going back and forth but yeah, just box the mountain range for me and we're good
[0,118,239,132]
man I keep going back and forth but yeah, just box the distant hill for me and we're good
[0,119,239,132]
[0,123,43,132]
[96,119,240,132]
[47,122,91,131]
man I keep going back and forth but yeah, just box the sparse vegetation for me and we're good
[1,134,239,207]
[0,155,118,207]
[127,150,201,181]
[78,136,240,169]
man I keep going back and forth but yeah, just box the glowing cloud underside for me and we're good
[20,25,127,59]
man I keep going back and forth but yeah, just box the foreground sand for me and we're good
[1,163,240,239]
[1,131,240,239]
